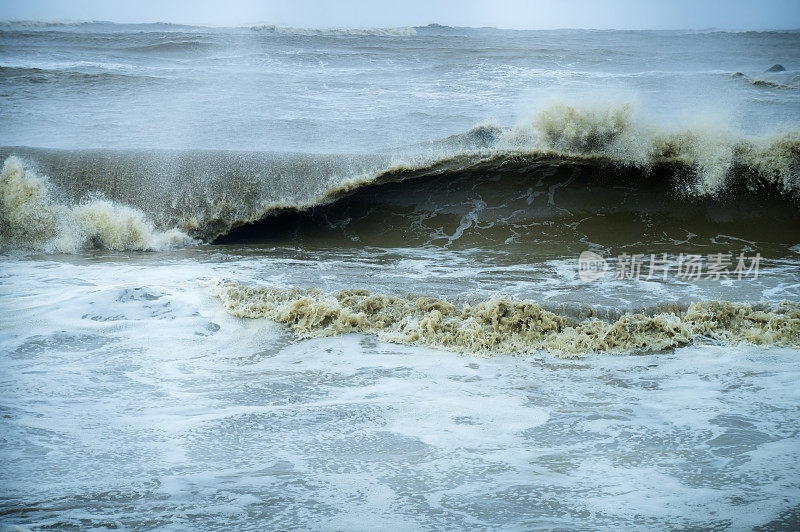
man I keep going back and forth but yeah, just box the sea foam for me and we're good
[205,280,800,357]
[0,156,194,252]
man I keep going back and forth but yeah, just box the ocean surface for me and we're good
[1,21,799,530]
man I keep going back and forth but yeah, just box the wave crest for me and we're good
[503,103,800,195]
[529,103,636,154]
[250,25,417,37]
[0,157,193,252]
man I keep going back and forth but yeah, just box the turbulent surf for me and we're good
[2,20,800,530]
[206,281,800,357]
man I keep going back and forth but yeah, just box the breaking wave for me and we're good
[0,156,193,252]
[205,280,800,357]
[0,103,798,251]
[732,71,800,90]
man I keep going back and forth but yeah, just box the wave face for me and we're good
[206,281,800,357]
[1,104,798,252]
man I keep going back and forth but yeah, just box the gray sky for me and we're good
[1,0,799,30]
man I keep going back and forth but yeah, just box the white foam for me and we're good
[0,156,195,252]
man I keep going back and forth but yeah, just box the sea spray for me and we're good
[0,156,194,252]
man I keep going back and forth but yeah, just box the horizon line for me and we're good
[2,19,799,32]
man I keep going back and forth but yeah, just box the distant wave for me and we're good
[123,40,214,53]
[0,65,152,83]
[0,20,91,28]
[0,20,197,31]
[250,24,418,37]
[417,23,455,29]
[1,103,798,251]
[732,71,800,90]
[206,281,800,357]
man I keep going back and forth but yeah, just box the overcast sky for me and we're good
[1,0,799,30]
